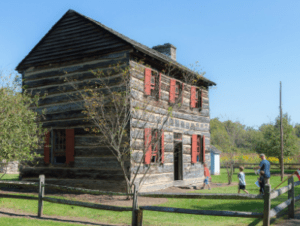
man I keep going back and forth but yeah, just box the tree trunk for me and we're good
[279,157,284,181]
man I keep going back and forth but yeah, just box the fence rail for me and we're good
[139,192,263,200]
[0,180,39,188]
[0,175,299,226]
[221,163,300,168]
[139,206,263,218]
[43,197,132,211]
[0,193,38,200]
[45,183,132,196]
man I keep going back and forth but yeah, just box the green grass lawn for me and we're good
[0,217,90,226]
[0,170,299,226]
[0,173,19,181]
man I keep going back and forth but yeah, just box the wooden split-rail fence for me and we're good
[221,163,300,170]
[0,175,299,226]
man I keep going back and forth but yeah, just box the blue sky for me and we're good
[1,0,299,129]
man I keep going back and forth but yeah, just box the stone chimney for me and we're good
[152,43,176,61]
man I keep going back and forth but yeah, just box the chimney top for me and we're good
[152,43,176,61]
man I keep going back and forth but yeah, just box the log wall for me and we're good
[129,60,211,192]
[20,50,131,192]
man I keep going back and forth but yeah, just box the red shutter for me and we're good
[144,68,152,95]
[191,87,196,108]
[144,128,152,164]
[66,129,75,164]
[202,135,205,163]
[200,90,203,109]
[161,130,165,163]
[191,134,197,163]
[158,73,162,99]
[181,83,184,104]
[169,79,176,103]
[44,132,50,164]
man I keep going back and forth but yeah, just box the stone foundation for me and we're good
[0,161,19,174]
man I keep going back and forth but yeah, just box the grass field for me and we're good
[0,169,299,226]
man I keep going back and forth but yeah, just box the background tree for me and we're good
[0,71,46,179]
[257,114,298,170]
[210,118,231,152]
[294,124,300,138]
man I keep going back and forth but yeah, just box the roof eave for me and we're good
[133,45,216,87]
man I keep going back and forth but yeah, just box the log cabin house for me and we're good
[16,10,216,192]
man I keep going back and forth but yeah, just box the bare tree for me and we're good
[222,152,236,185]
[65,60,205,195]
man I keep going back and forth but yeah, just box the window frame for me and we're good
[150,70,159,99]
[51,129,67,165]
[174,81,183,104]
[150,129,161,163]
[196,135,204,163]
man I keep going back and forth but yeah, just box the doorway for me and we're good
[174,141,183,180]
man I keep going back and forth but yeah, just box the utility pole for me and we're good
[280,82,284,181]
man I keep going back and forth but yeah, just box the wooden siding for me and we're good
[20,50,131,192]
[129,60,211,191]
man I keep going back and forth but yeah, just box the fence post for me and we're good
[131,183,139,226]
[38,175,45,217]
[136,209,143,226]
[288,176,295,218]
[263,184,271,226]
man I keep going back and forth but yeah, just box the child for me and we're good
[201,163,212,190]
[238,166,249,194]
[258,170,265,195]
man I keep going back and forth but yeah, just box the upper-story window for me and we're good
[144,68,161,100]
[191,86,203,110]
[170,79,184,105]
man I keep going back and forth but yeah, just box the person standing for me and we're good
[201,163,211,190]
[254,154,271,185]
[238,166,249,194]
[258,170,265,195]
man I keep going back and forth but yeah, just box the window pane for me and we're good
[53,129,66,164]
[151,76,155,84]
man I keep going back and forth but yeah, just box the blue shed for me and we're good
[210,146,221,175]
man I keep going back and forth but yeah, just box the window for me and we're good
[175,84,180,98]
[44,129,74,165]
[196,135,202,163]
[191,134,205,164]
[51,129,66,164]
[144,68,161,99]
[191,87,202,109]
[144,128,165,164]
[151,129,161,163]
[170,79,184,104]
[150,71,158,98]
